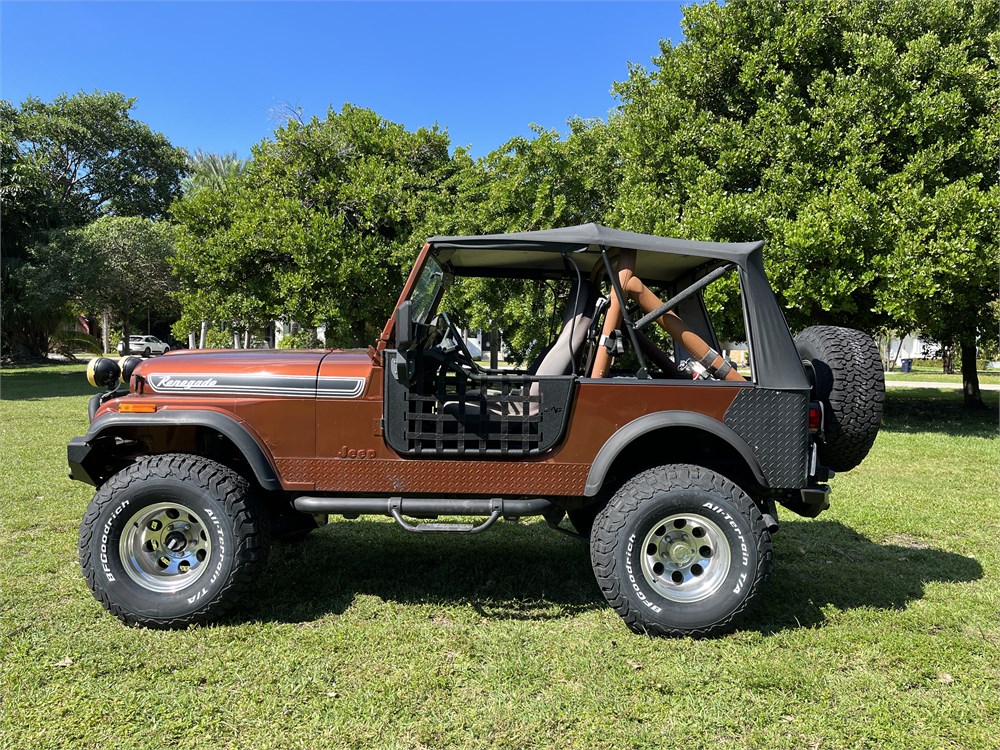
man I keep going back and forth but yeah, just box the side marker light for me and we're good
[119,403,157,414]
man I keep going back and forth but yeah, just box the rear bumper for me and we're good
[773,482,831,518]
[800,484,831,512]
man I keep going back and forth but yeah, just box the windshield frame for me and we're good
[409,255,446,325]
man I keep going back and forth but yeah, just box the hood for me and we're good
[133,349,372,398]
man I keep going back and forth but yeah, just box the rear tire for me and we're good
[591,464,771,637]
[79,454,270,628]
[795,326,884,471]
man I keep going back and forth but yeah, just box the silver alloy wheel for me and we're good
[639,513,731,603]
[120,502,213,593]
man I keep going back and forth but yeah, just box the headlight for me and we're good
[118,356,142,386]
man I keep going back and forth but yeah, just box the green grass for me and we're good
[884,369,1000,384]
[2,363,998,749]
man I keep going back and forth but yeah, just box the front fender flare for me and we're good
[584,410,767,496]
[68,410,282,491]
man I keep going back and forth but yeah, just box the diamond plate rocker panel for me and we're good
[276,458,591,496]
[723,389,808,488]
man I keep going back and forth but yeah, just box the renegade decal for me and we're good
[151,376,219,391]
[146,373,365,398]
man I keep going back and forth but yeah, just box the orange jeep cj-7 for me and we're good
[70,224,884,636]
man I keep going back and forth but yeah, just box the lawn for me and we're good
[883,370,1000,384]
[1,363,997,749]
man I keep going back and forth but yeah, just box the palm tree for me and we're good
[183,150,244,194]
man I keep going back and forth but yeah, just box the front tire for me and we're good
[79,454,270,628]
[590,464,771,637]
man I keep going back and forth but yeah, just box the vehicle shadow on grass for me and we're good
[744,519,983,634]
[0,367,93,400]
[242,517,982,634]
[249,519,599,624]
[881,388,999,439]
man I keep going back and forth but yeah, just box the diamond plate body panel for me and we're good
[276,458,591,495]
[723,388,808,488]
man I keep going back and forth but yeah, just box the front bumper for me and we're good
[67,436,97,485]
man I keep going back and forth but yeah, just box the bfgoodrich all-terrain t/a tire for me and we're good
[590,464,772,637]
[795,325,884,472]
[79,454,270,628]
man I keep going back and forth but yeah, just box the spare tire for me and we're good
[795,326,884,472]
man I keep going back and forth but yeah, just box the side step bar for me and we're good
[291,495,556,534]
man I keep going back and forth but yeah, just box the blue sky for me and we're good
[1,1,685,158]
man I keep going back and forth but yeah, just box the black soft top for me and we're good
[428,223,764,281]
[428,223,808,391]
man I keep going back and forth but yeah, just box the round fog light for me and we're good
[86,357,122,389]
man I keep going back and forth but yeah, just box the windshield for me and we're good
[410,256,445,324]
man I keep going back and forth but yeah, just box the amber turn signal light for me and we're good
[119,403,157,414]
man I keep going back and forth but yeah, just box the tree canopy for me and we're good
[78,217,177,347]
[8,5,997,408]
[1,91,186,357]
[612,0,998,404]
[170,104,457,347]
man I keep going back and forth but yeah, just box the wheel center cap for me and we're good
[669,542,694,565]
[164,531,188,552]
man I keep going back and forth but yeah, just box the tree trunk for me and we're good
[941,344,955,375]
[199,321,207,349]
[960,341,985,409]
[102,310,111,355]
[490,327,500,369]
[890,333,907,371]
[8,322,51,359]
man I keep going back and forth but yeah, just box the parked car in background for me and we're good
[118,335,170,357]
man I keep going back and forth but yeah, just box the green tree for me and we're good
[436,119,622,362]
[171,104,457,347]
[77,217,177,349]
[1,91,186,358]
[613,0,998,406]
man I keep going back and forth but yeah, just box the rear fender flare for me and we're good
[80,410,282,491]
[584,410,767,496]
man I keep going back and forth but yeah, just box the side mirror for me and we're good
[395,300,413,351]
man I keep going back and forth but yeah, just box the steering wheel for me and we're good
[432,312,476,368]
